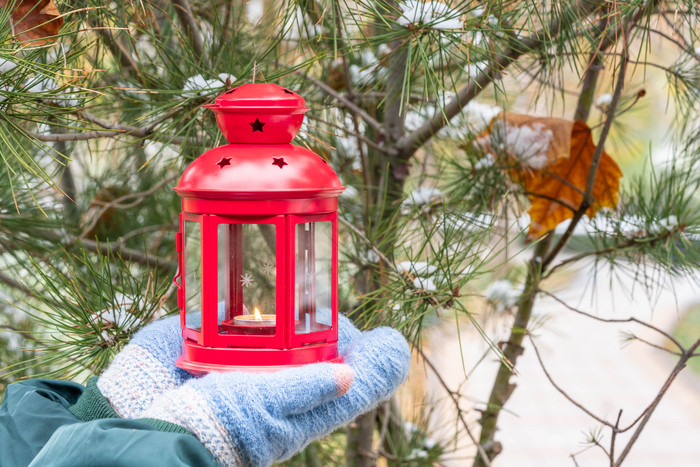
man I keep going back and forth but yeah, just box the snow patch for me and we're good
[490,120,554,170]
[485,279,520,312]
[397,261,438,276]
[398,1,462,30]
[474,153,495,169]
[597,93,613,106]
[401,187,444,209]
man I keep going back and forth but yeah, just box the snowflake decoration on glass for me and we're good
[262,263,275,275]
[240,273,254,288]
[306,271,315,284]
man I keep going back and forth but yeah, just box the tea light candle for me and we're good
[234,307,276,327]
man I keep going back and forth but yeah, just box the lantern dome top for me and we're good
[174,143,343,200]
[204,83,309,144]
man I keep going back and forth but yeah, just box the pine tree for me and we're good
[1,1,699,465]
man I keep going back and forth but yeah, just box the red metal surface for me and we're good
[174,144,342,200]
[203,83,309,144]
[174,83,344,374]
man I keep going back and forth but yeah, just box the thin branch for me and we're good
[299,72,385,135]
[538,289,684,352]
[418,347,492,467]
[79,238,177,272]
[171,0,205,59]
[609,410,623,467]
[305,114,386,153]
[614,338,700,466]
[78,175,178,240]
[0,271,36,300]
[528,335,614,428]
[0,324,34,342]
[542,27,629,270]
[339,217,394,270]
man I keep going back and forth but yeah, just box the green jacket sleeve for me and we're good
[0,379,219,467]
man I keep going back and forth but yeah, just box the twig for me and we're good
[528,335,614,428]
[78,175,178,240]
[305,114,386,153]
[609,410,623,466]
[171,0,205,59]
[542,26,630,270]
[298,72,385,136]
[79,238,177,273]
[418,347,492,466]
[538,289,684,352]
[0,324,34,342]
[614,338,700,466]
[339,217,394,270]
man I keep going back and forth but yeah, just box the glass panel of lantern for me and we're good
[184,219,202,331]
[295,221,333,335]
[217,222,277,336]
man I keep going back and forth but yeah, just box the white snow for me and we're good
[403,421,421,437]
[442,212,494,233]
[463,100,502,130]
[474,153,495,170]
[465,60,488,78]
[377,43,392,57]
[694,46,700,56]
[183,73,235,93]
[423,437,437,449]
[402,186,444,208]
[397,261,438,276]
[485,279,520,312]
[398,1,462,30]
[597,93,613,106]
[489,120,554,170]
[407,448,429,459]
[472,7,484,17]
[413,276,437,291]
[648,215,679,235]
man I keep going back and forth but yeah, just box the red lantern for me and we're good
[173,83,344,374]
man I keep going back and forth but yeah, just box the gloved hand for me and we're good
[96,313,191,419]
[97,312,411,467]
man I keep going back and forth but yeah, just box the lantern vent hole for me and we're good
[272,157,288,169]
[216,157,232,169]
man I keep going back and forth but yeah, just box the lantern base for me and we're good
[175,338,342,376]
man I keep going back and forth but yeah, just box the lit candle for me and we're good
[234,307,276,327]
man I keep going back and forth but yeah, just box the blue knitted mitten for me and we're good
[138,317,410,467]
[96,313,190,418]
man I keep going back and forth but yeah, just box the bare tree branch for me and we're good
[172,0,205,59]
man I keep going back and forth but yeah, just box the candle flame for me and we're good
[254,307,262,321]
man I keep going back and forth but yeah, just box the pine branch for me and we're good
[394,0,601,159]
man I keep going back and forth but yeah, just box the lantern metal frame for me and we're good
[172,83,344,374]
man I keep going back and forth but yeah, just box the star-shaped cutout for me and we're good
[240,273,254,288]
[272,157,288,169]
[250,118,265,132]
[216,157,231,168]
